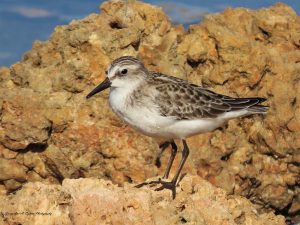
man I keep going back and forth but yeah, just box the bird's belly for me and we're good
[162,118,225,139]
[118,111,224,139]
[117,108,175,138]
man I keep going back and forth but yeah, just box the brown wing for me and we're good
[151,75,266,120]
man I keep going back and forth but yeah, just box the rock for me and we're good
[3,179,23,192]
[0,145,17,159]
[0,185,6,195]
[0,158,27,182]
[0,0,299,223]
[0,89,52,150]
[0,175,286,225]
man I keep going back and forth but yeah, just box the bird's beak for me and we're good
[86,77,111,99]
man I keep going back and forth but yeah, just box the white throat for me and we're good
[108,78,143,115]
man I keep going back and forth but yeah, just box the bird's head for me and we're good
[86,56,147,99]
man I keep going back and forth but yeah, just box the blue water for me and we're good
[0,0,299,66]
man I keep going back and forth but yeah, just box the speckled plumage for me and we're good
[129,70,268,120]
[86,56,269,198]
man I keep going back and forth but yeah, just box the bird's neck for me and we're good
[109,79,144,112]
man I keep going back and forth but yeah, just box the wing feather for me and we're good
[148,72,268,120]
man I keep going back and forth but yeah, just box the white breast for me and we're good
[108,86,175,138]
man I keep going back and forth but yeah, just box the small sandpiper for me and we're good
[86,56,268,198]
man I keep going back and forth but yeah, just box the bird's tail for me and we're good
[224,97,269,112]
[247,104,269,114]
[244,97,269,114]
[222,97,269,119]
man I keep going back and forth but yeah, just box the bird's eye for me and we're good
[121,69,128,75]
[105,70,108,75]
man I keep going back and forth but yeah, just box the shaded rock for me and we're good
[0,176,286,225]
[3,179,23,192]
[0,0,299,223]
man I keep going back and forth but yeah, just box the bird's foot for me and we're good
[135,178,177,199]
[134,178,164,188]
[154,180,176,199]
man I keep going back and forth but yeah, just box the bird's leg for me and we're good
[155,139,190,199]
[135,140,175,188]
[162,140,177,179]
[155,141,171,168]
[135,140,187,199]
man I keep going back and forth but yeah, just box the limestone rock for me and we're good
[0,176,286,225]
[0,0,299,223]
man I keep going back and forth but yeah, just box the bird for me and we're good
[86,56,268,198]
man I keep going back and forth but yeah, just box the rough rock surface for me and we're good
[0,175,286,225]
[0,0,299,223]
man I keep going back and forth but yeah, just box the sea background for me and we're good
[0,0,299,66]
